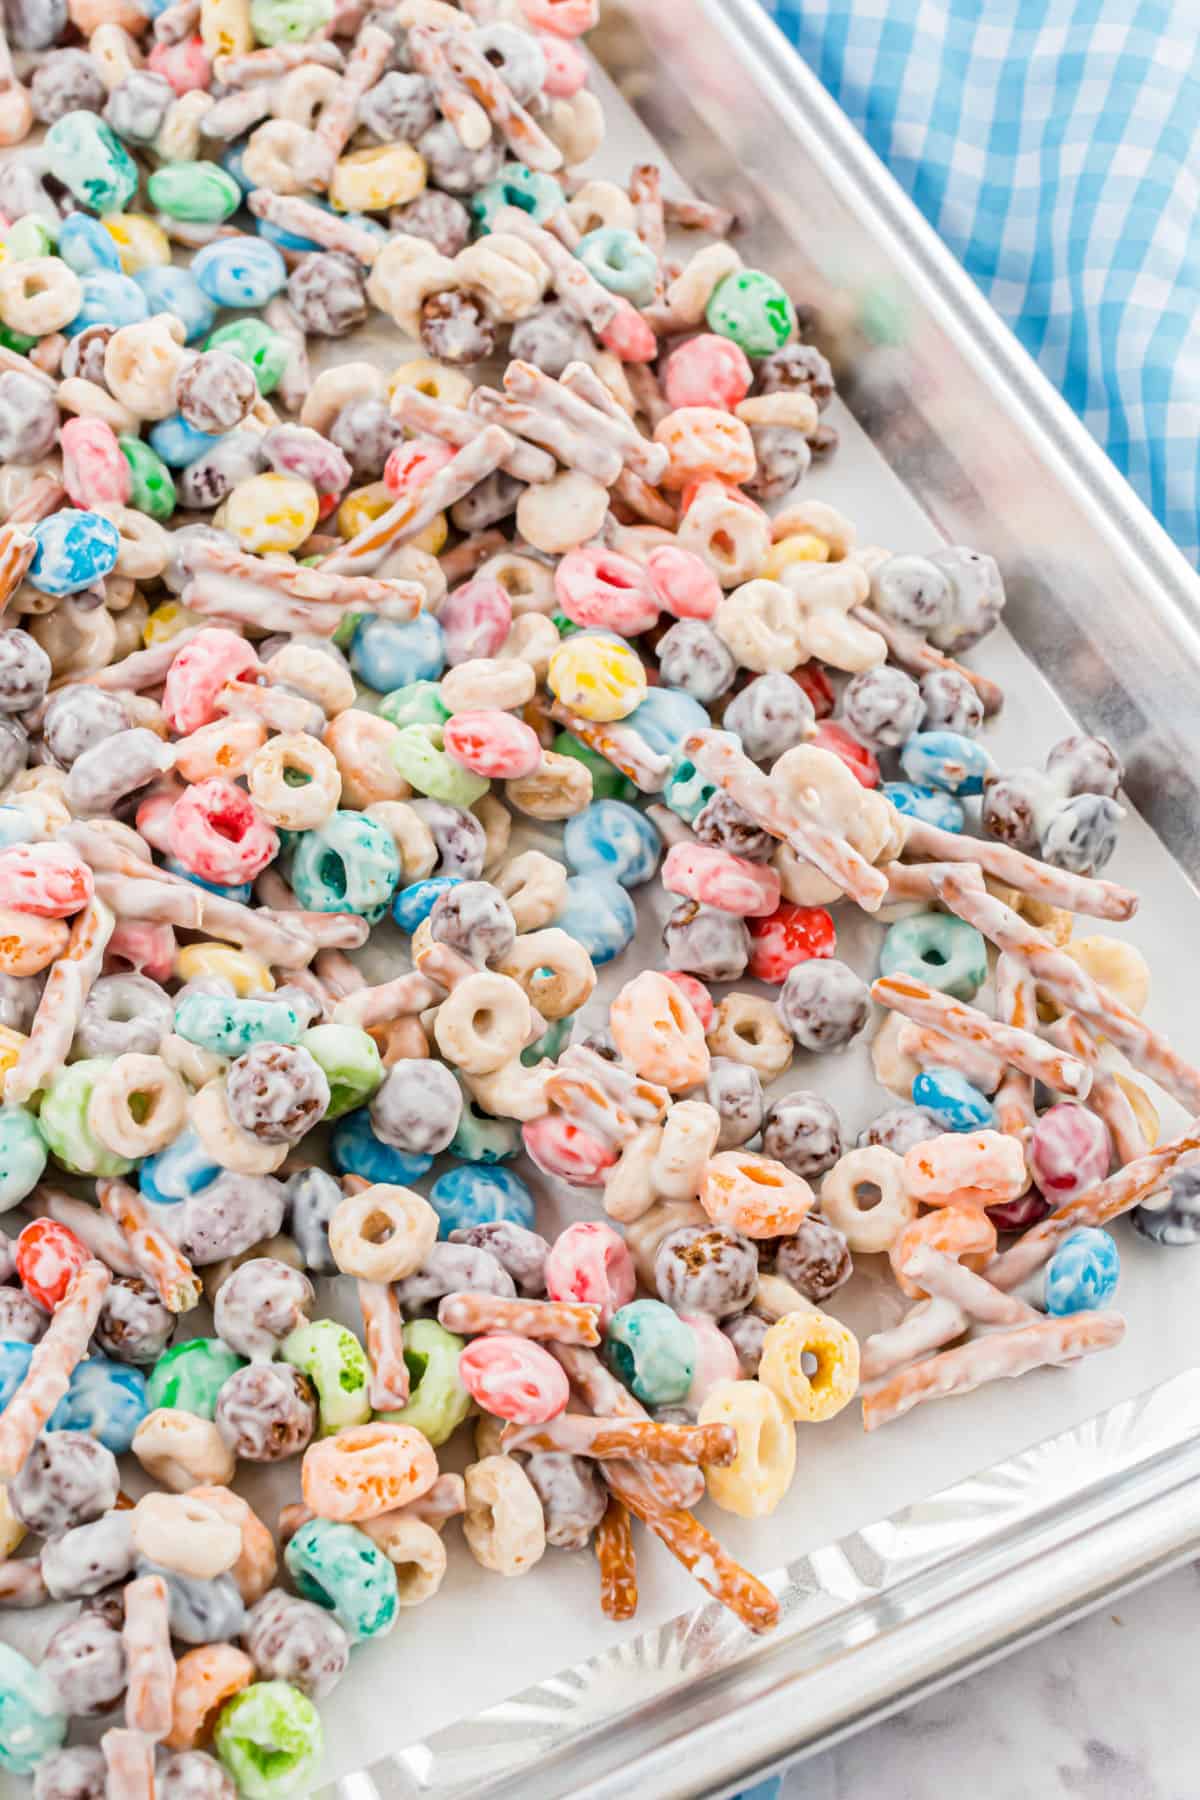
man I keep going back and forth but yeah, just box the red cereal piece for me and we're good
[15,1219,89,1313]
[166,778,280,886]
[458,1334,570,1425]
[644,544,721,621]
[522,1114,617,1187]
[792,663,835,719]
[383,437,457,498]
[662,971,714,1031]
[812,720,879,787]
[987,1190,1051,1233]
[147,33,211,93]
[0,844,94,917]
[544,1220,635,1328]
[746,901,836,985]
[597,298,657,364]
[443,711,543,780]
[662,335,753,412]
[162,629,259,736]
[554,546,660,635]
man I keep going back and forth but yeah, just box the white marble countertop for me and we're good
[780,1570,1192,1799]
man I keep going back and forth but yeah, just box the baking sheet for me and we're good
[5,21,1200,1800]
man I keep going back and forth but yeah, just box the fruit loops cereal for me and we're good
[0,0,1191,1792]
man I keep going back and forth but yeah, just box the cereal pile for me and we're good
[0,0,1198,1792]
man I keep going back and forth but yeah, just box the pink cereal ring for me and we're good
[644,544,721,621]
[661,841,781,918]
[458,1333,570,1425]
[536,31,587,93]
[662,335,753,412]
[443,710,543,780]
[520,0,597,35]
[0,843,94,917]
[663,970,714,1031]
[544,1219,635,1328]
[597,297,657,363]
[167,778,280,886]
[147,34,211,93]
[437,576,513,666]
[60,417,132,510]
[105,920,176,983]
[522,1114,616,1188]
[655,407,757,489]
[383,437,457,498]
[300,1422,438,1523]
[1029,1103,1111,1204]
[681,1312,741,1409]
[554,547,659,635]
[163,629,259,736]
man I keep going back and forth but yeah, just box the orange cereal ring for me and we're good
[301,1421,438,1523]
[889,1205,998,1300]
[167,1643,255,1751]
[902,1130,1027,1210]
[609,970,710,1093]
[700,1150,813,1238]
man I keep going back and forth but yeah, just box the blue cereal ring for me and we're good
[174,992,302,1056]
[606,1299,696,1406]
[575,227,658,306]
[427,1164,535,1238]
[148,416,221,469]
[624,687,709,761]
[191,236,288,309]
[554,875,636,965]
[349,612,445,692]
[48,1357,148,1454]
[899,730,992,795]
[63,270,148,335]
[134,265,217,343]
[291,810,402,922]
[0,1642,66,1776]
[139,1128,220,1206]
[57,211,122,276]
[329,1109,433,1185]
[28,510,121,596]
[284,1517,398,1642]
[1044,1227,1121,1316]
[882,781,965,832]
[391,875,461,934]
[879,912,988,1001]
[0,1340,33,1410]
[912,1066,995,1131]
[563,799,660,887]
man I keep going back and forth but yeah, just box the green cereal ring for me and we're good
[279,1318,371,1435]
[44,113,139,215]
[376,1318,471,1447]
[379,680,449,730]
[0,326,37,354]
[662,754,717,823]
[552,731,635,802]
[390,722,489,806]
[146,1338,246,1419]
[290,810,402,921]
[449,1077,520,1162]
[298,1024,383,1120]
[37,1059,135,1178]
[521,1014,572,1067]
[147,161,241,224]
[249,0,334,45]
[470,163,563,232]
[214,1680,323,1798]
[706,267,797,359]
[283,1520,397,1643]
[174,992,303,1057]
[205,319,289,395]
[879,911,989,1001]
[0,1642,66,1776]
[119,436,176,521]
[5,218,56,260]
[0,1106,47,1211]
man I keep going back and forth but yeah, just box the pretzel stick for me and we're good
[934,870,1200,1110]
[615,1484,779,1633]
[252,193,381,267]
[214,40,343,82]
[123,1575,174,1740]
[1049,1011,1147,1167]
[255,908,367,952]
[873,971,1090,1098]
[0,1260,110,1480]
[314,21,391,161]
[101,1729,155,1800]
[5,896,114,1104]
[595,1497,637,1620]
[899,817,1136,921]
[860,1297,967,1383]
[493,207,620,333]
[315,948,366,1000]
[153,0,200,40]
[612,468,677,528]
[93,874,204,929]
[407,24,490,148]
[629,162,666,256]
[321,429,513,574]
[851,604,1004,717]
[663,193,736,235]
[896,1021,1005,1093]
[549,1343,704,1511]
[183,538,423,629]
[359,1280,409,1410]
[898,1247,1038,1328]
[987,1123,1200,1292]
[201,86,274,138]
[993,952,1038,1141]
[502,1416,737,1465]
[438,1293,601,1345]
[443,34,562,170]
[25,1187,139,1276]
[75,630,205,692]
[0,1560,48,1608]
[98,1180,202,1314]
[687,730,889,911]
[551,361,670,485]
[0,523,35,613]
[471,386,623,484]
[546,700,672,792]
[862,1310,1125,1432]
[391,387,555,484]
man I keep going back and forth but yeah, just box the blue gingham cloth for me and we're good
[759,0,1200,565]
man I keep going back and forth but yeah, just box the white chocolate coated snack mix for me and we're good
[0,0,1193,1792]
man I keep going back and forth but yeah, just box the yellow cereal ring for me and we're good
[220,473,319,554]
[175,943,274,996]
[697,1379,796,1518]
[102,214,172,275]
[762,532,830,579]
[547,637,647,722]
[330,144,427,213]
[758,1306,859,1423]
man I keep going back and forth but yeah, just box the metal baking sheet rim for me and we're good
[318,8,1200,1796]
